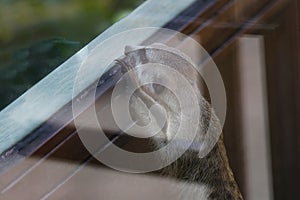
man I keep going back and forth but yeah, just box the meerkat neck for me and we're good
[160,135,243,200]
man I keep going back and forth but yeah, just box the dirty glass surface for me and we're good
[0,1,299,200]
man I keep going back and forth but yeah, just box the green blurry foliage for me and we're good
[0,38,80,109]
[0,0,144,110]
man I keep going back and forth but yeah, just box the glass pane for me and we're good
[1,1,299,200]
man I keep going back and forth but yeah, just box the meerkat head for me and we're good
[114,44,241,200]
[115,43,221,157]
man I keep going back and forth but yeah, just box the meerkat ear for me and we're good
[124,45,143,55]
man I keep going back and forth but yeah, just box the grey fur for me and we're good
[117,43,243,200]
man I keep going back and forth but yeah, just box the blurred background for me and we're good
[0,0,143,110]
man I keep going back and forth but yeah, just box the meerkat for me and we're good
[115,43,243,200]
